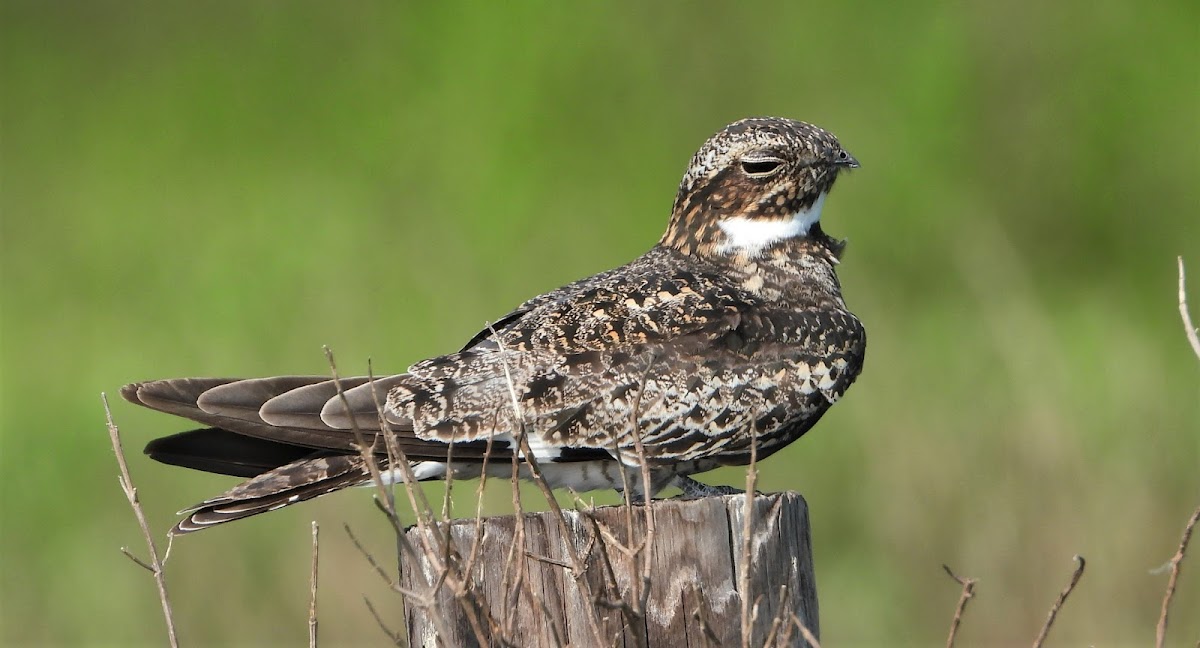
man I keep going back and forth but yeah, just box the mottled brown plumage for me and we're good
[124,117,865,534]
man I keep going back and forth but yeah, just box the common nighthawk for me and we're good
[123,117,865,534]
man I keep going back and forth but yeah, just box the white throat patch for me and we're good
[716,192,827,256]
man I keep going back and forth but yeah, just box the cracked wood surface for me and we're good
[401,492,818,647]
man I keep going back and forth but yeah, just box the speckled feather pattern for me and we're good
[387,242,864,470]
[123,117,866,533]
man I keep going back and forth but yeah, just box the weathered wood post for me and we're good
[400,492,818,647]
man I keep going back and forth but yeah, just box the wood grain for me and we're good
[401,492,818,647]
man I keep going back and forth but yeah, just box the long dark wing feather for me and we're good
[144,428,322,478]
[123,378,502,460]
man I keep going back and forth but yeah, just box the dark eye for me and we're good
[740,158,783,176]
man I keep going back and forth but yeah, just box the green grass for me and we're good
[2,1,1197,645]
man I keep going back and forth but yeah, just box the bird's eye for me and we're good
[740,158,783,177]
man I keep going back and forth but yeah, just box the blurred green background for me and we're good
[2,1,1197,646]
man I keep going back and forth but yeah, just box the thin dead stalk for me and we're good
[762,585,790,648]
[629,357,659,621]
[1179,257,1200,361]
[1030,555,1085,648]
[739,423,760,648]
[789,611,822,648]
[345,524,420,598]
[102,393,180,648]
[941,564,977,648]
[459,431,496,580]
[1154,258,1199,648]
[490,327,610,647]
[309,521,319,648]
[364,595,405,646]
[501,451,526,637]
[685,585,722,647]
[323,350,465,646]
[1156,505,1200,648]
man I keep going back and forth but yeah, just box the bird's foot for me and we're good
[674,476,745,499]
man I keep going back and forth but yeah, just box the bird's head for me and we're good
[660,117,857,258]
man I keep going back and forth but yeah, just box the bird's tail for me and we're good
[171,454,374,534]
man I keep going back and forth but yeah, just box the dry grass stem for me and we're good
[1179,257,1200,361]
[325,350,466,645]
[344,524,419,595]
[102,393,180,648]
[1031,555,1086,648]
[629,358,658,621]
[941,564,977,648]
[460,432,496,580]
[739,423,760,648]
[1156,505,1200,648]
[365,359,497,645]
[762,585,790,647]
[490,327,610,647]
[524,551,574,570]
[309,521,319,648]
[500,452,525,637]
[789,612,822,648]
[364,595,405,647]
[685,585,722,647]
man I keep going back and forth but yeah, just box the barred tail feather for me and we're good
[171,454,448,534]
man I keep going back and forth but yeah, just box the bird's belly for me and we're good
[488,460,628,492]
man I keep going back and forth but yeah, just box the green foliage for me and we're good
[2,1,1196,645]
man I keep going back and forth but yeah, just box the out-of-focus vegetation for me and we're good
[2,1,1196,645]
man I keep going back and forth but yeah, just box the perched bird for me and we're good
[124,117,866,534]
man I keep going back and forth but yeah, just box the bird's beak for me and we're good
[835,151,860,169]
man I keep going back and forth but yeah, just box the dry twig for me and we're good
[629,358,659,622]
[1156,505,1200,648]
[491,328,610,647]
[324,350,464,645]
[309,521,319,648]
[1031,555,1086,648]
[789,611,822,648]
[762,585,791,648]
[941,564,976,648]
[364,595,405,646]
[102,393,180,648]
[739,424,760,648]
[1179,257,1200,362]
[1154,260,1199,648]
[684,584,722,647]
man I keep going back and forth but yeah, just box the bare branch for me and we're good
[630,356,658,621]
[120,547,155,573]
[1031,555,1086,648]
[103,393,180,648]
[525,551,575,570]
[344,523,397,589]
[739,423,760,648]
[942,564,977,648]
[490,326,610,647]
[325,351,461,645]
[685,584,722,647]
[364,596,405,647]
[460,431,496,580]
[789,611,822,648]
[1156,505,1200,648]
[309,521,319,648]
[1179,257,1200,361]
[762,585,790,648]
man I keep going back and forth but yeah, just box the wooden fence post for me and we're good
[400,492,819,647]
